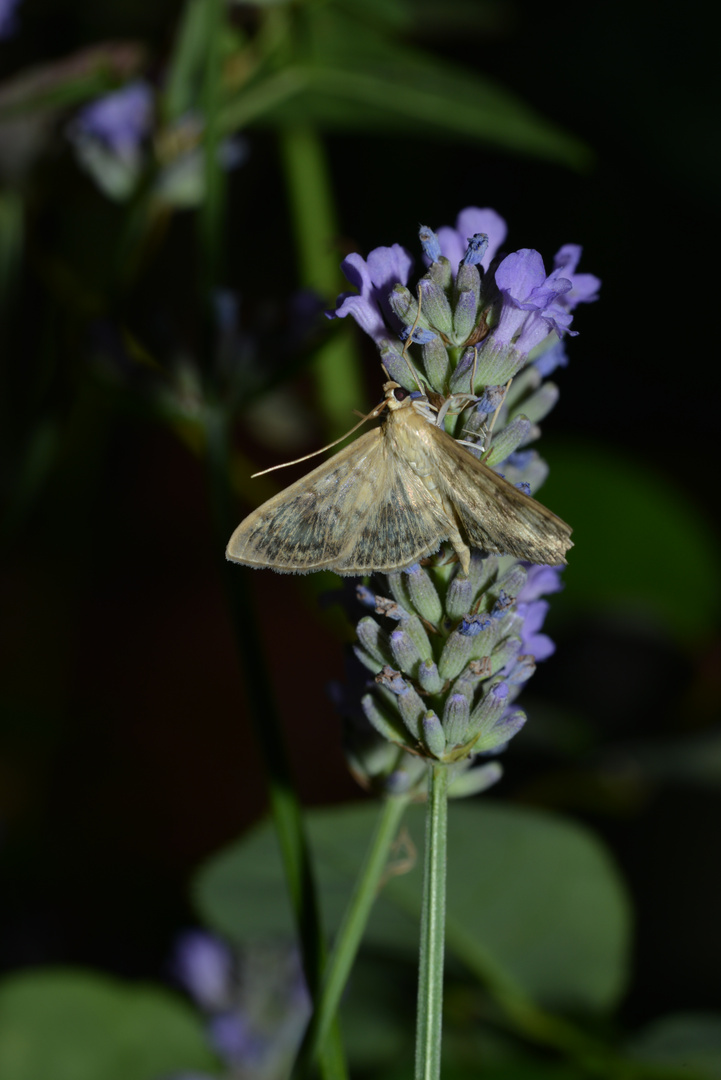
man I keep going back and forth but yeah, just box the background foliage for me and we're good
[1,0,719,1076]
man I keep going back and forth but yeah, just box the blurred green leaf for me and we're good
[0,970,218,1080]
[541,439,721,642]
[194,800,630,1012]
[218,4,590,167]
[628,1013,721,1079]
[163,0,214,122]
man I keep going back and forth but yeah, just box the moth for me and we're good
[226,382,572,576]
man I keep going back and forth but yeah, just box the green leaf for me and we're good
[0,970,219,1080]
[628,1013,721,1079]
[218,6,590,168]
[194,800,630,1012]
[541,439,721,642]
[162,0,213,122]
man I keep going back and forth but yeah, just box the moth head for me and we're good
[383,380,432,414]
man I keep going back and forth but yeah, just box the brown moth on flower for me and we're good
[225,381,572,576]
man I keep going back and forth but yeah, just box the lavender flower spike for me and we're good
[327,205,599,798]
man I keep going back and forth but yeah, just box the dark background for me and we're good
[1,0,719,1031]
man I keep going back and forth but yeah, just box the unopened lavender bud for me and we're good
[405,563,443,624]
[418,276,453,337]
[385,572,413,611]
[379,339,421,390]
[495,563,528,600]
[443,693,471,746]
[489,635,522,675]
[421,336,451,388]
[425,255,453,290]
[423,712,446,757]
[476,708,527,752]
[460,233,489,267]
[473,339,525,385]
[396,684,427,738]
[419,224,442,263]
[467,552,496,595]
[484,415,532,467]
[438,616,491,680]
[389,284,415,322]
[504,364,540,409]
[507,655,536,685]
[449,346,476,395]
[444,572,474,621]
[476,384,508,416]
[418,658,444,694]
[390,627,423,676]
[402,614,434,662]
[451,657,491,702]
[391,287,435,343]
[513,381,559,424]
[452,285,480,345]
[491,589,515,618]
[469,679,509,733]
[362,693,408,743]
[448,761,503,799]
[355,616,392,668]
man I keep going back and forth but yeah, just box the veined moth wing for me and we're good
[226,428,450,575]
[426,422,572,565]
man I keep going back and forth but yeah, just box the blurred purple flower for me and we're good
[516,598,555,661]
[74,80,153,160]
[518,563,564,603]
[0,0,20,39]
[209,1012,268,1067]
[171,930,234,1011]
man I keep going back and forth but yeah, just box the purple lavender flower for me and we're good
[493,248,574,352]
[73,80,153,161]
[329,206,597,394]
[0,0,20,40]
[552,244,601,310]
[330,243,413,345]
[171,930,234,1011]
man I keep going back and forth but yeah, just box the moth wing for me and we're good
[226,428,449,575]
[427,424,573,565]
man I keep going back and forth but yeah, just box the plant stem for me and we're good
[278,124,365,436]
[415,764,449,1080]
[204,407,347,1080]
[293,792,411,1078]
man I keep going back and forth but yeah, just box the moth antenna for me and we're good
[399,288,425,393]
[251,401,389,478]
